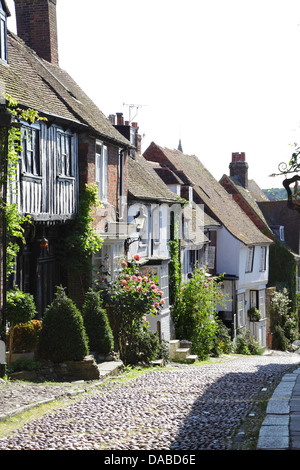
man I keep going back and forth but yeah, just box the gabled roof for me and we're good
[144,143,271,246]
[219,174,272,233]
[0,31,131,148]
[127,155,180,203]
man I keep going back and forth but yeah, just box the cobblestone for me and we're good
[0,353,299,450]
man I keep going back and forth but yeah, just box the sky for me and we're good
[6,0,300,189]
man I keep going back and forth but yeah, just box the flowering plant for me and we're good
[106,256,164,362]
[172,266,228,359]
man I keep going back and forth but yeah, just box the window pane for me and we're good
[0,17,5,60]
[65,135,71,176]
[57,133,62,174]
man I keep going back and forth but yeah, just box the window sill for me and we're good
[22,172,42,182]
[57,174,75,182]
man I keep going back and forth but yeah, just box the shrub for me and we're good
[171,267,228,360]
[82,288,114,354]
[106,257,165,363]
[272,325,289,351]
[124,330,169,366]
[6,288,37,365]
[37,286,89,363]
[7,359,42,373]
[6,288,37,325]
[270,288,298,350]
[8,319,42,352]
[235,329,262,355]
[210,319,232,356]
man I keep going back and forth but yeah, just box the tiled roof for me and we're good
[220,174,272,230]
[128,155,180,203]
[0,31,131,148]
[145,144,271,246]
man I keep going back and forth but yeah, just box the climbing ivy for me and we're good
[60,183,103,279]
[268,241,297,312]
[168,210,182,306]
[1,94,46,277]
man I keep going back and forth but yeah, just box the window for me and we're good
[259,246,267,272]
[250,290,258,309]
[237,293,245,327]
[245,246,255,273]
[205,245,215,269]
[94,243,123,282]
[95,141,108,203]
[57,131,73,177]
[140,264,169,312]
[0,4,7,63]
[21,126,41,176]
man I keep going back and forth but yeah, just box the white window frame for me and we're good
[21,124,41,177]
[0,6,7,63]
[237,293,245,327]
[140,263,169,312]
[259,246,267,272]
[245,246,255,273]
[95,141,108,204]
[57,130,73,177]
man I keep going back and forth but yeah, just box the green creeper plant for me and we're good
[269,288,298,350]
[1,94,46,277]
[59,183,103,292]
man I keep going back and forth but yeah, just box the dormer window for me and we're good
[0,1,8,63]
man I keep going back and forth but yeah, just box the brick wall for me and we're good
[14,0,59,65]
[144,142,176,171]
[78,132,128,230]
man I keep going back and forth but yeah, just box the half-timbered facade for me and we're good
[0,0,132,317]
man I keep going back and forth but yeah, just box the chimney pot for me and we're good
[116,113,124,126]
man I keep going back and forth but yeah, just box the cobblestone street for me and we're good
[0,353,299,451]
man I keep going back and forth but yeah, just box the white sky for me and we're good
[6,0,300,189]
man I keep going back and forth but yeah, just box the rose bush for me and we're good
[106,256,165,364]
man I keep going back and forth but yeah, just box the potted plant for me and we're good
[247,307,262,322]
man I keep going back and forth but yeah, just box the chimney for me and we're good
[116,112,124,126]
[14,0,59,65]
[229,152,248,188]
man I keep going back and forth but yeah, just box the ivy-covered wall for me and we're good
[268,241,297,312]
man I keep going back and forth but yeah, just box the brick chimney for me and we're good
[229,152,249,188]
[14,0,59,65]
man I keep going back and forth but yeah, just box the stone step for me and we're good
[151,359,165,367]
[169,340,181,359]
[186,355,198,363]
[97,361,124,378]
[173,347,191,360]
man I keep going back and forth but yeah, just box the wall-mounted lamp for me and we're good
[40,236,49,249]
[134,207,147,232]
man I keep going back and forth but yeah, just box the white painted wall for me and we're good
[238,245,269,290]
[216,226,270,346]
[216,227,241,276]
